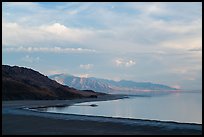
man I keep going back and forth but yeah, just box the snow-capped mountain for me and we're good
[49,74,177,95]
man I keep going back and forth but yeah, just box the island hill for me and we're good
[2,65,102,100]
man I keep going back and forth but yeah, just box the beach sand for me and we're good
[2,95,202,135]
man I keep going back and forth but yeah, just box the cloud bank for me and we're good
[2,2,202,90]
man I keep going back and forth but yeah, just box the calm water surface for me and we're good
[40,92,202,124]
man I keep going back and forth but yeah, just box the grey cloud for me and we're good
[188,48,202,52]
[3,46,97,53]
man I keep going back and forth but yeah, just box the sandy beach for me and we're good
[2,95,202,135]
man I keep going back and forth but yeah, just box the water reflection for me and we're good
[39,92,202,124]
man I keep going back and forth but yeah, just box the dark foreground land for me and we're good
[2,95,202,135]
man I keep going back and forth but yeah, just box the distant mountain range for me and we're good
[49,74,177,95]
[2,65,100,100]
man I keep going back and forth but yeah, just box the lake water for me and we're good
[38,92,202,124]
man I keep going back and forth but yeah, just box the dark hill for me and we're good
[2,65,99,100]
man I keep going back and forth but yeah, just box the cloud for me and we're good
[171,67,188,74]
[171,84,181,89]
[2,3,202,55]
[125,60,136,67]
[131,2,166,16]
[184,76,196,81]
[3,46,96,53]
[149,19,201,34]
[45,69,69,76]
[76,74,90,78]
[115,59,123,66]
[115,58,136,67]
[4,2,39,7]
[188,47,202,52]
[169,65,201,84]
[21,55,40,63]
[80,64,94,69]
[161,36,202,51]
[40,23,95,41]
[2,21,96,47]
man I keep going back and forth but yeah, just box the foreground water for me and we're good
[39,92,202,124]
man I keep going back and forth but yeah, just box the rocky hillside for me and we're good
[2,65,100,100]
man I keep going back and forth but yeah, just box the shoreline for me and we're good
[2,94,202,135]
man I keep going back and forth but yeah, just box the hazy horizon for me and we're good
[2,2,202,90]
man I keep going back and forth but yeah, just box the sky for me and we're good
[2,2,202,90]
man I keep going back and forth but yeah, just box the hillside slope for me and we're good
[2,65,99,100]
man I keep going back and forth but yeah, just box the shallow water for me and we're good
[39,92,202,124]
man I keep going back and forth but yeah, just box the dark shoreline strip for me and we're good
[2,114,202,135]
